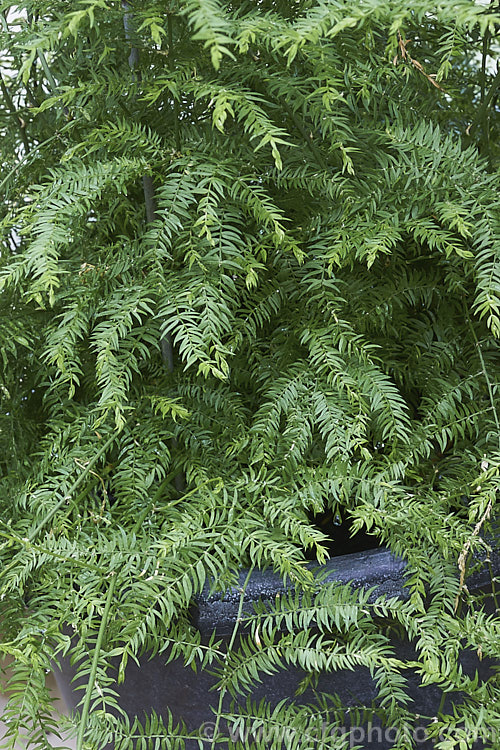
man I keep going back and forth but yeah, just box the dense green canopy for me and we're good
[0,0,499,747]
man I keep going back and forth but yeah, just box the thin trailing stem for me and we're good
[466,311,500,445]
[455,497,493,613]
[0,11,38,123]
[210,567,254,745]
[76,572,118,750]
[437,688,447,717]
[75,484,171,750]
[163,15,181,374]
[487,557,499,613]
[0,429,122,597]
[251,72,327,169]
[35,48,59,95]
[30,430,122,540]
[32,29,70,117]
[0,529,107,574]
[452,312,500,614]
[142,174,158,225]
[0,119,74,194]
[465,312,500,611]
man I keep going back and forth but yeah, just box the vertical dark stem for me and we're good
[160,330,175,374]
[167,14,181,153]
[142,173,176,375]
[465,63,500,166]
[479,26,491,160]
[123,2,176,374]
[142,174,157,225]
[123,2,185,493]
[480,32,489,104]
[122,3,140,70]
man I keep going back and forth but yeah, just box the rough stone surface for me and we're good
[196,547,408,636]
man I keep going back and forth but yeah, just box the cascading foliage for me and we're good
[0,0,499,747]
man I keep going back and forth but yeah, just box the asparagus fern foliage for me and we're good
[0,0,499,748]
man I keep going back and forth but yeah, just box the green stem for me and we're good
[479,26,491,159]
[211,567,254,744]
[0,430,122,597]
[0,119,75,194]
[251,72,326,169]
[0,528,106,574]
[164,17,182,418]
[466,311,500,446]
[487,557,499,613]
[437,688,447,716]
[35,48,59,94]
[288,106,327,169]
[30,430,121,540]
[76,572,118,750]
[75,479,170,749]
[1,477,217,589]
[24,82,39,108]
[35,46,71,118]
